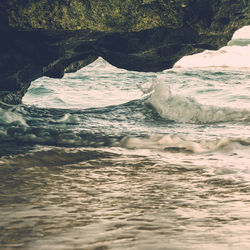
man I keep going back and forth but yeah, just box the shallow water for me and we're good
[0,38,250,249]
[1,146,250,249]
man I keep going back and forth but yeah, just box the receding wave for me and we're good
[147,82,250,124]
[0,147,119,167]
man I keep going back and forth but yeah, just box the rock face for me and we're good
[0,0,249,104]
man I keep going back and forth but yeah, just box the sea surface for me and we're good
[0,35,250,249]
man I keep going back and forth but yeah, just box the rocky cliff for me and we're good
[0,0,249,104]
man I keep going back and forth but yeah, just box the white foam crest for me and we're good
[120,134,250,154]
[147,81,250,124]
[0,107,28,126]
[175,44,250,68]
[56,113,80,124]
[233,26,250,39]
[138,78,158,95]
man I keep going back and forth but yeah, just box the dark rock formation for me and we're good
[0,0,249,104]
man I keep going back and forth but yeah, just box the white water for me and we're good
[175,44,250,68]
[1,27,250,250]
[147,80,250,123]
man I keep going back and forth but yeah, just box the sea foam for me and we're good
[0,107,28,127]
[120,134,250,154]
[175,43,250,68]
[146,81,250,124]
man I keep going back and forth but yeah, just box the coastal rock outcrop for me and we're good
[0,0,249,104]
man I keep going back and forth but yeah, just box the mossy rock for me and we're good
[3,0,186,32]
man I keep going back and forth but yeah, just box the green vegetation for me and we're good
[5,0,187,31]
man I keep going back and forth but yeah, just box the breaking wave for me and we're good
[1,81,250,149]
[120,134,250,153]
[146,81,250,124]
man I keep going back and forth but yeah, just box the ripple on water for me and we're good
[0,147,250,249]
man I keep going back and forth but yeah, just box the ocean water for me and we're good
[0,36,250,249]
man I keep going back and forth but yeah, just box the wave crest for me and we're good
[120,134,250,154]
[146,81,250,124]
[0,106,28,127]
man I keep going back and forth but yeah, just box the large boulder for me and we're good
[0,0,249,104]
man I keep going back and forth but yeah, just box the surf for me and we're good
[145,80,250,124]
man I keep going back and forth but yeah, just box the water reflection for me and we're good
[0,147,249,249]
